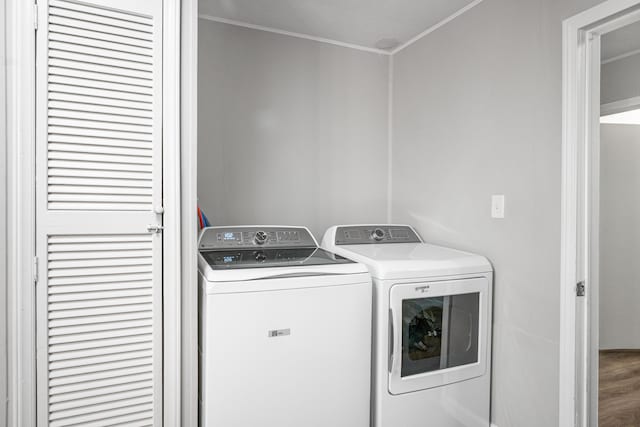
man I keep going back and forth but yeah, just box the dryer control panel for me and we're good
[335,225,422,245]
[199,226,317,251]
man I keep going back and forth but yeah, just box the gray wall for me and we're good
[599,124,640,350]
[601,53,640,105]
[198,20,389,239]
[390,0,603,426]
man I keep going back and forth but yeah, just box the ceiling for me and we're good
[602,20,640,63]
[199,0,477,51]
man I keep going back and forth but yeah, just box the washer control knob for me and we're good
[372,228,386,241]
[254,231,268,245]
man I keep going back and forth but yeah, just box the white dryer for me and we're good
[322,225,493,427]
[198,226,372,427]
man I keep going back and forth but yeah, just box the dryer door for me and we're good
[388,277,490,395]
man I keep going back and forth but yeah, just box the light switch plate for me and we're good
[491,195,505,219]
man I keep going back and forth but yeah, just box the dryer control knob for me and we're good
[372,228,386,241]
[254,231,268,245]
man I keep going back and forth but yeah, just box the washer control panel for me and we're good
[335,225,421,245]
[199,226,316,251]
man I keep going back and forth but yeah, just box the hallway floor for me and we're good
[599,350,640,426]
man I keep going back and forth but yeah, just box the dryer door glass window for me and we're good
[401,293,479,377]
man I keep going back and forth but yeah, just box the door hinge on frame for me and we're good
[576,281,586,297]
[33,4,38,30]
[33,256,39,284]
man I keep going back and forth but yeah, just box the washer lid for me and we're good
[329,243,492,280]
[199,253,368,283]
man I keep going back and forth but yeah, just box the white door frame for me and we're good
[6,0,37,423]
[0,0,8,423]
[180,0,199,425]
[163,0,183,424]
[5,0,183,424]
[560,1,640,426]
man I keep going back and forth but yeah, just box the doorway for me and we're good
[561,1,640,426]
[598,92,640,424]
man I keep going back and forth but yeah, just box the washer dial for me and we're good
[372,228,386,241]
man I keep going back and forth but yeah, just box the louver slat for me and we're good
[48,100,153,119]
[48,32,152,57]
[47,233,156,425]
[49,91,153,110]
[48,84,152,103]
[49,379,153,403]
[48,109,154,126]
[49,371,153,396]
[46,1,155,212]
[48,127,152,142]
[49,66,151,92]
[48,402,154,427]
[49,341,153,363]
[48,177,153,190]
[48,41,153,66]
[49,48,153,72]
[49,312,153,328]
[48,6,153,34]
[49,0,152,25]
[49,386,153,414]
[48,75,154,96]
[49,159,153,172]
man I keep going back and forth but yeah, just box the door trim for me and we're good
[163,0,182,423]
[6,0,37,424]
[560,2,640,426]
[180,0,199,424]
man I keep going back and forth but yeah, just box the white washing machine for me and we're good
[198,226,372,427]
[322,225,493,427]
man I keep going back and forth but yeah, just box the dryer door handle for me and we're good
[388,308,395,373]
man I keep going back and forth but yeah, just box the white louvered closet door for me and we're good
[35,0,163,425]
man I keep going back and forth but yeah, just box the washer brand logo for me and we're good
[415,285,430,293]
[268,328,291,338]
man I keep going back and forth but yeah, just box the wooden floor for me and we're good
[599,350,640,427]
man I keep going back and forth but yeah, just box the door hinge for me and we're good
[33,4,38,30]
[33,256,39,284]
[576,281,586,297]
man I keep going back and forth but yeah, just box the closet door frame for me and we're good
[179,0,199,425]
[5,0,182,424]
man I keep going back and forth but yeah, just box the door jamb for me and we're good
[560,1,640,426]
[179,0,199,425]
[163,0,182,424]
[6,0,36,424]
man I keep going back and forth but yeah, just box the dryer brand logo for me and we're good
[415,285,430,293]
[268,328,291,338]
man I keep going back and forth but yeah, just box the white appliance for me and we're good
[198,226,372,427]
[322,225,493,427]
